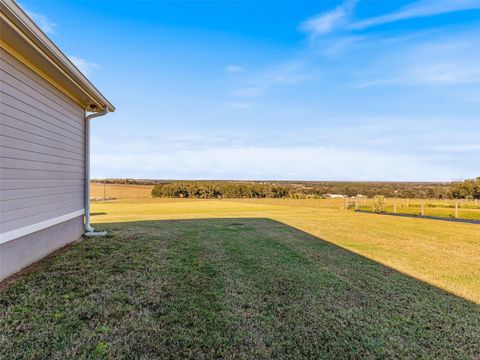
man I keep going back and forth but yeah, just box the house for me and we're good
[324,194,345,199]
[0,0,114,280]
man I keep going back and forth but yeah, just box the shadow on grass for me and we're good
[1,218,479,359]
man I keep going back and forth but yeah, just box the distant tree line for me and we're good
[150,180,459,199]
[282,181,453,199]
[91,178,168,185]
[450,177,480,199]
[151,181,291,199]
[94,178,479,199]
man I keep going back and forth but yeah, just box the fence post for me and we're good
[421,202,425,216]
[394,198,397,214]
[407,198,410,208]
[373,202,375,213]
[355,198,358,210]
[455,201,458,218]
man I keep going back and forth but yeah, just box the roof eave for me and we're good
[0,0,115,112]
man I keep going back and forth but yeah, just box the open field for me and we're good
[354,198,480,221]
[230,198,480,220]
[90,183,154,200]
[1,197,479,358]
[91,198,480,303]
[90,183,480,220]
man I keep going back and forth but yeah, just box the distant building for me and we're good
[0,0,114,280]
[325,194,346,198]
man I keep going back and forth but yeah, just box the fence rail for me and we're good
[345,197,480,221]
[228,197,480,221]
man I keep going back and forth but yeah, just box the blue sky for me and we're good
[21,0,480,181]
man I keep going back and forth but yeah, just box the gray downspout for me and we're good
[84,107,109,236]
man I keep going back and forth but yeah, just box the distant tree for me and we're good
[373,195,387,213]
[450,177,480,199]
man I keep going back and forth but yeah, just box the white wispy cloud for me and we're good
[92,144,460,181]
[232,61,307,98]
[301,0,480,37]
[351,0,480,30]
[23,6,56,34]
[225,65,244,74]
[68,55,99,77]
[230,1,480,103]
[90,120,480,181]
[300,0,357,35]
[352,32,480,87]
[321,35,365,58]
[224,102,253,109]
[430,144,480,152]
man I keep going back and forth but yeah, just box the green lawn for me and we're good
[89,198,480,303]
[1,218,479,359]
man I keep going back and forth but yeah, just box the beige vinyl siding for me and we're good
[0,48,85,234]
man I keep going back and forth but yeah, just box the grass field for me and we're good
[233,198,480,221]
[90,183,480,220]
[90,198,480,303]
[1,195,479,358]
[90,183,154,200]
[354,198,480,221]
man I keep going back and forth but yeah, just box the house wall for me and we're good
[0,215,83,280]
[0,48,86,279]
